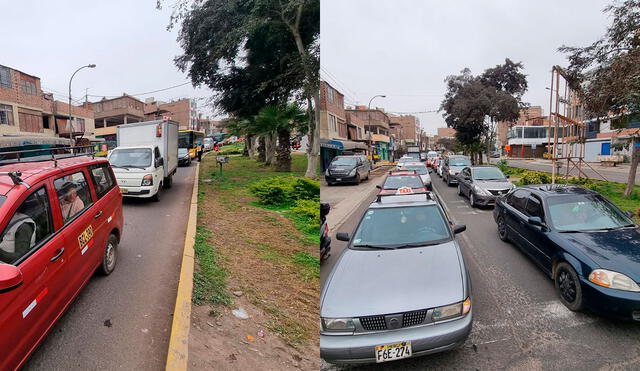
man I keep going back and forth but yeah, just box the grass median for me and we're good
[194,152,319,347]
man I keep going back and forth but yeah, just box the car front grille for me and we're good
[359,309,428,331]
[360,315,387,331]
[402,309,427,327]
[489,189,508,196]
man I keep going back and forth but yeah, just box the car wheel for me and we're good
[366,170,370,180]
[151,185,161,202]
[555,262,584,311]
[497,216,509,242]
[446,175,452,186]
[469,192,476,207]
[457,184,463,196]
[355,173,361,184]
[164,175,173,188]
[326,182,333,186]
[99,234,118,275]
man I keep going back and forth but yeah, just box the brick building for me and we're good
[0,64,95,144]
[144,98,198,130]
[437,127,456,138]
[346,106,391,161]
[319,81,347,140]
[89,95,145,137]
[389,114,420,144]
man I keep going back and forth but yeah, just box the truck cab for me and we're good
[107,145,166,201]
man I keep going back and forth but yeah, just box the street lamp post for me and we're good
[367,95,386,162]
[68,64,96,146]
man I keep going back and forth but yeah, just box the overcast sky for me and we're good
[321,0,611,135]
[1,0,217,117]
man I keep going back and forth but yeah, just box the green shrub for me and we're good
[291,199,320,221]
[520,171,551,185]
[250,177,296,205]
[292,178,320,201]
[496,159,509,173]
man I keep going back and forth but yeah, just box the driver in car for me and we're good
[60,182,85,222]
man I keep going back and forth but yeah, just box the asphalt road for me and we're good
[25,164,196,370]
[497,159,638,184]
[321,168,640,370]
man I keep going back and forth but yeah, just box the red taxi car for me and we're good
[377,170,427,195]
[0,151,123,370]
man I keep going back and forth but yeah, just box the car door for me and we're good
[460,167,472,194]
[88,163,119,261]
[52,169,100,295]
[520,195,553,273]
[0,182,70,370]
[503,189,530,248]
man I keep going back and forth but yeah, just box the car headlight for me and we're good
[432,297,471,322]
[141,174,153,186]
[348,169,357,176]
[448,169,455,175]
[589,269,640,292]
[321,318,356,332]
[473,185,490,196]
[325,169,330,176]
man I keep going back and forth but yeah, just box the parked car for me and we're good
[377,171,427,194]
[203,137,215,152]
[325,155,372,185]
[321,192,471,364]
[398,162,432,190]
[178,148,192,167]
[493,185,640,319]
[442,155,471,186]
[437,158,445,178]
[426,151,439,167]
[0,150,124,370]
[491,150,501,158]
[456,166,515,207]
[397,155,413,168]
[420,152,427,161]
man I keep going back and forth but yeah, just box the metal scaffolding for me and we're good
[546,65,607,183]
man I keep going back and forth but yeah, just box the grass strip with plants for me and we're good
[192,225,231,306]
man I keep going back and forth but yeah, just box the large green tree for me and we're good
[162,0,320,178]
[559,0,640,196]
[254,104,307,171]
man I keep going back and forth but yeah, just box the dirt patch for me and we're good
[188,155,320,370]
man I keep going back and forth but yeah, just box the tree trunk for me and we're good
[265,132,276,166]
[243,134,252,157]
[257,136,266,162]
[305,94,320,179]
[275,128,292,172]
[624,139,639,196]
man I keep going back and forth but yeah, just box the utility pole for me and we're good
[367,95,386,162]
[68,64,96,146]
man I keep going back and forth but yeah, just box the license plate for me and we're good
[120,187,128,194]
[336,178,342,181]
[375,341,412,363]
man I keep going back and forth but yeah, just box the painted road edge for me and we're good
[166,162,199,371]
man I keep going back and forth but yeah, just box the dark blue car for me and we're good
[493,185,640,320]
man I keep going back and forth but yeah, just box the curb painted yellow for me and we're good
[166,162,199,371]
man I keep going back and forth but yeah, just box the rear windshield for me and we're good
[109,148,152,168]
[352,205,450,248]
[449,157,471,166]
[402,164,428,175]
[383,175,424,189]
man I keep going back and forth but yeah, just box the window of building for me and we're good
[74,118,85,132]
[0,66,11,89]
[0,104,14,125]
[327,86,335,104]
[54,171,93,224]
[20,79,37,95]
[0,186,54,265]
[328,114,337,132]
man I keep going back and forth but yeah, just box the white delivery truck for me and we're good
[108,120,179,202]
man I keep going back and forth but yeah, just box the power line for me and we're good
[86,82,193,99]
[320,66,359,103]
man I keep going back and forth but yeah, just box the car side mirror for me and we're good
[528,216,544,227]
[320,202,331,218]
[453,224,466,234]
[376,185,382,189]
[505,175,510,178]
[464,176,471,181]
[336,232,350,241]
[0,264,23,293]
[625,210,634,218]
[155,157,164,168]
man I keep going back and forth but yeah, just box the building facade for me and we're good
[144,98,197,130]
[0,64,95,145]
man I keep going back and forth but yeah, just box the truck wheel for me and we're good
[99,234,118,275]
[164,175,173,188]
[152,185,161,202]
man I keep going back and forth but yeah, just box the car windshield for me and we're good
[427,152,438,158]
[473,167,506,180]
[450,157,471,166]
[352,205,450,248]
[383,175,424,189]
[331,157,357,166]
[547,194,634,231]
[178,148,188,156]
[403,164,428,175]
[109,148,152,168]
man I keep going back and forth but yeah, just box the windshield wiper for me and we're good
[599,224,636,231]
[352,244,398,250]
[394,241,443,248]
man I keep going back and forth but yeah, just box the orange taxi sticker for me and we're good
[78,225,94,255]
[396,187,413,194]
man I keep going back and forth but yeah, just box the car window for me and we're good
[154,147,161,160]
[507,189,529,213]
[54,171,93,224]
[352,205,450,247]
[0,187,54,264]
[90,164,117,200]
[525,196,544,219]
[462,168,471,177]
[383,175,424,189]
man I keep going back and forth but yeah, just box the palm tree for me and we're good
[255,104,307,172]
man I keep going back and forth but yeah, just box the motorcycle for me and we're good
[320,202,331,262]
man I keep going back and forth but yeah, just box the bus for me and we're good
[179,130,205,159]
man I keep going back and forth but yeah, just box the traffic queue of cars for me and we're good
[321,152,640,365]
[0,147,124,370]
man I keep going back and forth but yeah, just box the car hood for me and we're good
[555,228,640,282]
[474,179,513,190]
[321,241,464,317]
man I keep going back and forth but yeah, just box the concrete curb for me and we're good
[165,161,200,371]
